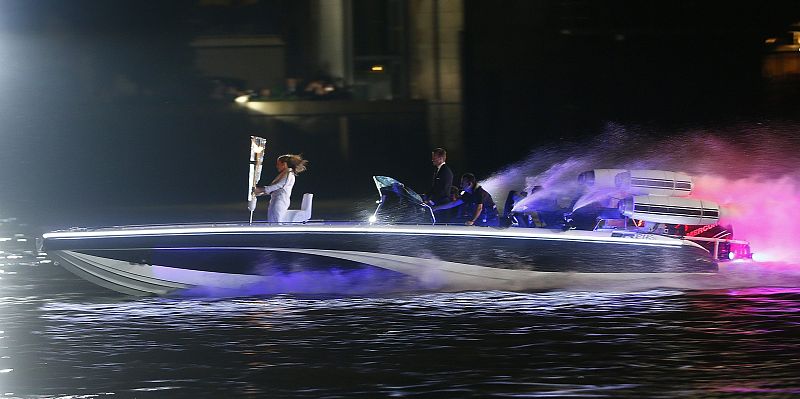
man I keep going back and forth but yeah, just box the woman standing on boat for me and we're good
[254,154,308,222]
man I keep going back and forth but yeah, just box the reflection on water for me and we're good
[2,257,800,397]
[3,218,800,397]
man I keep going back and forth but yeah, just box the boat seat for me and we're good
[284,193,313,222]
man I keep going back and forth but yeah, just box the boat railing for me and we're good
[55,220,327,233]
[680,236,751,259]
[52,219,442,233]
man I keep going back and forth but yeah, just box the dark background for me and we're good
[462,1,800,168]
[1,0,799,227]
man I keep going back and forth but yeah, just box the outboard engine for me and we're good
[579,168,751,261]
[579,169,693,197]
[680,223,752,260]
[618,195,720,225]
[577,169,628,189]
[615,170,693,197]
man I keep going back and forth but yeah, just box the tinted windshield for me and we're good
[373,176,424,204]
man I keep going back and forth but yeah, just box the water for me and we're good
[3,224,800,398]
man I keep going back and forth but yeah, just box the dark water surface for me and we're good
[2,227,800,398]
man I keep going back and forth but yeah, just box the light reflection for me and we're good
[43,224,683,248]
[726,286,800,297]
[22,288,800,396]
[39,290,692,327]
[715,386,800,394]
[131,386,180,392]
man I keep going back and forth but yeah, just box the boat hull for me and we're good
[43,224,716,295]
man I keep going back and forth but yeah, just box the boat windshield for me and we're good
[373,176,424,205]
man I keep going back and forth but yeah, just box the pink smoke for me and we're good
[478,122,800,264]
[691,174,800,262]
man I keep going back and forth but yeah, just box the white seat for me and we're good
[284,193,313,222]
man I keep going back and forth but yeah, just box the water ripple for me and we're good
[1,259,799,397]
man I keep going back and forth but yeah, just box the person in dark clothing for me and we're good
[433,173,498,226]
[434,185,461,224]
[426,147,453,207]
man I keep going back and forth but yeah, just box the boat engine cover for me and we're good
[619,195,720,225]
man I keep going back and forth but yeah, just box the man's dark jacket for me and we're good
[430,163,453,205]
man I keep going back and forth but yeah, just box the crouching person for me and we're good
[433,173,498,226]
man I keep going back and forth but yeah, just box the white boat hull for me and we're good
[43,224,717,295]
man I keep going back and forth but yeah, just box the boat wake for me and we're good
[173,259,800,298]
[177,265,426,297]
[506,261,800,293]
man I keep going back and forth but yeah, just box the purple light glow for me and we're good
[178,266,424,298]
[725,286,800,297]
[571,187,621,213]
[481,158,593,213]
[477,122,800,265]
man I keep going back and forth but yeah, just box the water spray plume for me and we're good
[478,122,800,264]
[572,187,620,213]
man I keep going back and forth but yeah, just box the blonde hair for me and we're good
[278,154,308,174]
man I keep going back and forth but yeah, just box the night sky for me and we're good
[463,1,800,167]
[1,0,800,226]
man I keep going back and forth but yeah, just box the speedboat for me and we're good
[41,172,751,296]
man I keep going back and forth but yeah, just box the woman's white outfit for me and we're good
[262,171,295,223]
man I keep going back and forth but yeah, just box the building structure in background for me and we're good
[190,0,465,174]
[762,22,800,107]
[191,35,286,94]
[187,0,800,180]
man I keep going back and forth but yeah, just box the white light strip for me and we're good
[43,224,683,247]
